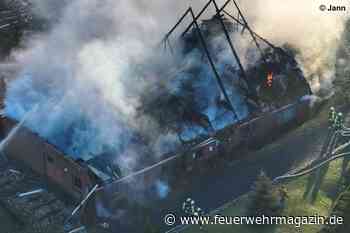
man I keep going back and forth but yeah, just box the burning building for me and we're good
[0,0,318,230]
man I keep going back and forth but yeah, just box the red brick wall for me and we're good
[1,118,94,200]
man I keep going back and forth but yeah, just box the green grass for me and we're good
[183,158,345,233]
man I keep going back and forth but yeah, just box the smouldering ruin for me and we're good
[0,0,317,230]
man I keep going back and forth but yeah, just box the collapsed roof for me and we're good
[86,0,312,182]
[143,1,311,141]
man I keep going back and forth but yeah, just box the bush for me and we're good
[247,171,283,217]
[319,187,350,233]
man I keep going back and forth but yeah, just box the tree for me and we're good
[334,19,350,104]
[247,171,283,217]
[319,187,350,233]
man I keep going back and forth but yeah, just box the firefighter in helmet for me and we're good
[182,198,206,230]
[335,112,344,130]
[329,107,336,126]
[182,198,195,215]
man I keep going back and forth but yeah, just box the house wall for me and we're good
[0,97,314,223]
[0,118,94,200]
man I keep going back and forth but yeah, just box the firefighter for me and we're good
[328,107,336,126]
[182,198,194,215]
[182,198,206,230]
[190,199,196,214]
[335,112,344,130]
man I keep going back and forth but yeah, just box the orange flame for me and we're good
[267,72,273,87]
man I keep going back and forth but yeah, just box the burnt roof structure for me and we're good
[148,0,311,138]
[78,0,312,183]
[75,0,313,185]
[161,0,311,111]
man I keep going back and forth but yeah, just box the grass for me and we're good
[183,154,345,233]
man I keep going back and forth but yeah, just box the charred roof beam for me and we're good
[161,0,252,120]
[160,6,240,120]
[212,0,249,89]
[162,0,244,72]
[188,7,239,120]
[181,0,231,37]
[162,0,261,103]
[163,8,191,43]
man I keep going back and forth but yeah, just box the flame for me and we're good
[267,72,273,87]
